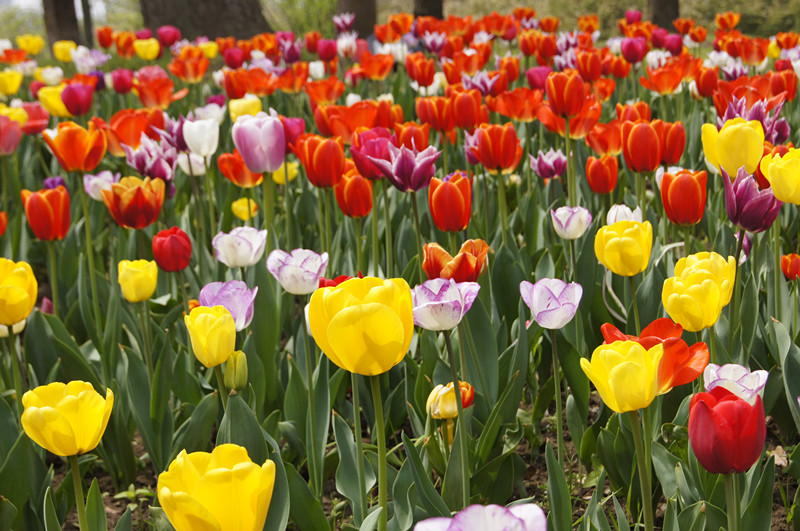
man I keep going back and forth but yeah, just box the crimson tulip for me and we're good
[152,226,192,272]
[61,83,94,116]
[20,186,70,241]
[0,211,6,236]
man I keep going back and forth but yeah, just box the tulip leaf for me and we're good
[359,507,382,531]
[612,495,630,531]
[42,487,60,531]
[85,478,107,531]
[401,432,450,517]
[0,394,17,459]
[583,469,611,531]
[676,500,726,531]
[463,298,498,406]
[332,411,375,526]
[307,354,331,498]
[441,407,471,510]
[389,456,415,531]
[217,393,269,466]
[565,394,585,459]
[475,370,520,466]
[22,310,59,384]
[170,392,219,461]
[263,430,290,531]
[113,507,132,531]
[0,496,17,531]
[545,443,571,531]
[662,499,678,531]
[0,432,48,530]
[491,244,526,327]
[741,456,775,531]
[123,347,165,473]
[284,353,308,444]
[285,462,330,531]
[253,265,282,412]
[37,312,102,390]
[651,441,680,501]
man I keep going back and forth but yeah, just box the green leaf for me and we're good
[123,348,165,473]
[216,393,268,466]
[662,499,679,531]
[170,393,219,461]
[85,478,107,531]
[42,487,60,531]
[253,265,282,411]
[652,441,680,500]
[612,496,630,531]
[583,469,611,531]
[332,412,375,526]
[741,456,775,531]
[359,507,382,531]
[545,443,571,531]
[0,496,17,531]
[463,299,498,405]
[263,431,290,531]
[772,320,800,433]
[441,409,470,510]
[285,462,330,530]
[475,371,520,465]
[113,507,133,531]
[389,457,415,531]
[0,432,47,529]
[401,432,450,518]
[677,500,727,531]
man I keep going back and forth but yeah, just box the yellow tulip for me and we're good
[133,38,160,61]
[37,84,72,118]
[158,444,275,531]
[0,258,37,326]
[16,34,45,56]
[580,341,663,413]
[118,260,158,303]
[231,197,258,221]
[272,161,299,185]
[184,305,236,368]
[701,118,764,176]
[768,40,781,59]
[52,40,77,62]
[0,70,23,96]
[309,277,414,376]
[0,104,28,127]
[21,381,114,456]
[198,41,219,59]
[764,148,800,205]
[594,220,653,277]
[229,97,262,123]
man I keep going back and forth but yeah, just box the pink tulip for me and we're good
[156,25,181,47]
[21,102,49,135]
[61,83,94,116]
[232,111,286,173]
[0,115,22,155]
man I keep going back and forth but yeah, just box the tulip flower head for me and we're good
[703,363,768,406]
[531,148,567,180]
[661,169,707,226]
[43,121,107,173]
[469,122,523,175]
[101,176,166,229]
[422,239,490,283]
[20,185,70,241]
[0,258,38,327]
[83,170,120,201]
[184,305,237,368]
[266,248,329,295]
[721,167,782,233]
[782,253,800,280]
[117,260,157,303]
[550,206,592,240]
[428,171,471,232]
[764,147,800,205]
[212,227,268,268]
[702,118,764,176]
[152,226,192,272]
[520,278,582,329]
[414,503,546,531]
[199,280,258,331]
[367,142,441,192]
[606,204,642,224]
[232,111,286,173]
[585,155,618,194]
[335,169,373,218]
[426,381,475,420]
[182,118,219,157]
[594,220,653,277]
[411,278,480,331]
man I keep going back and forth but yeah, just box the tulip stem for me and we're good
[301,297,321,497]
[410,192,425,283]
[214,365,228,410]
[262,174,275,235]
[324,188,333,258]
[371,185,380,275]
[628,411,653,531]
[177,270,190,315]
[565,120,577,207]
[496,172,509,246]
[244,187,254,227]
[47,241,60,318]
[724,473,741,531]
[440,131,448,175]
[351,372,367,524]
[79,187,103,336]
[443,329,470,509]
[204,161,217,235]
[773,223,782,322]
[355,217,365,274]
[370,374,388,531]
[316,188,326,253]
[68,455,88,531]
[628,276,641,336]
[189,169,206,280]
[729,230,745,362]
[284,174,295,249]
[456,322,469,383]
[448,232,458,257]
[481,172,491,239]
[550,329,565,472]
[138,302,153,381]
[635,173,646,217]
[381,181,394,277]
[6,335,23,415]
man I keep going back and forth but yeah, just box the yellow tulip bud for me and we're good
[0,70,23,96]
[580,341,663,413]
[133,38,160,61]
[117,260,158,303]
[0,104,28,127]
[231,197,258,221]
[426,381,474,419]
[662,251,736,332]
[158,444,275,531]
[0,258,38,326]
[184,305,236,368]
[701,118,764,176]
[21,381,114,456]
[16,34,45,56]
[52,40,77,62]
[594,220,653,277]
[198,41,219,59]
[309,277,414,376]
[272,161,299,185]
[229,96,262,123]
[37,84,72,118]
[224,350,249,391]
[765,148,800,205]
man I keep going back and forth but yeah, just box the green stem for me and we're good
[79,188,102,335]
[683,224,693,256]
[441,131,448,175]
[244,187,254,227]
[481,172,491,239]
[7,335,23,415]
[551,329,565,471]
[301,296,320,497]
[371,184,380,275]
[729,230,745,361]
[773,222,782,320]
[263,174,275,235]
[47,241,60,318]
[568,239,576,283]
[456,323,468,383]
[351,372,367,524]
[524,121,533,191]
[635,172,646,217]
[565,120,576,207]
[138,302,153,381]
[496,173,509,246]
[324,187,333,257]
[177,270,190,315]
[448,231,458,257]
[189,170,206,280]
[443,330,470,509]
[1,155,6,216]
[628,411,654,531]
[381,182,394,277]
[355,217,365,274]
[204,162,217,235]
[284,172,294,249]
[370,375,388,531]
[628,275,641,335]
[410,192,425,283]
[214,365,228,410]
[724,473,741,531]
[316,187,326,253]
[69,455,88,531]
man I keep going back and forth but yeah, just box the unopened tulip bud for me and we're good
[224,350,248,391]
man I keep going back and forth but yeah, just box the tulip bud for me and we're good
[118,260,158,303]
[224,350,248,391]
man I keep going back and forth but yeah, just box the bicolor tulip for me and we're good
[91,108,150,157]
[594,220,653,277]
[101,176,165,229]
[293,133,345,188]
[43,121,107,173]
[184,305,237,368]
[415,503,546,531]
[520,278,582,329]
[335,169,373,218]
[469,122,522,174]
[652,120,685,166]
[428,171,471,232]
[199,280,258,331]
[422,239,490,283]
[721,167,782,233]
[118,260,157,303]
[309,277,414,376]
[152,227,192,272]
[21,381,113,456]
[426,381,475,420]
[661,169,707,226]
[158,444,276,531]
[266,248,329,296]
[782,253,800,280]
[416,96,454,133]
[20,186,70,241]
[83,171,119,201]
[487,87,543,123]
[232,111,285,173]
[393,121,430,150]
[550,206,592,240]
[530,148,567,180]
[367,142,440,192]
[0,258,37,326]
[701,118,764,175]
[350,127,393,181]
[212,227,268,268]
[621,121,661,173]
[411,278,480,331]
[21,102,49,135]
[585,155,618,194]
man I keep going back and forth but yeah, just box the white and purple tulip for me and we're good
[411,278,480,331]
[414,503,546,531]
[550,206,592,240]
[198,280,258,331]
[266,248,329,295]
[520,278,582,330]
[212,226,268,268]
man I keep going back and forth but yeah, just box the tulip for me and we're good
[423,239,490,283]
[416,96,454,133]
[309,277,414,376]
[414,503,547,531]
[21,381,113,456]
[133,38,160,60]
[450,89,484,131]
[0,115,21,157]
[335,169,373,218]
[20,102,48,135]
[101,176,165,229]
[351,127,393,180]
[782,253,800,280]
[231,197,258,221]
[581,340,664,413]
[0,212,6,237]
[43,121,107,173]
[272,161,299,185]
[702,119,765,176]
[20,186,70,241]
[764,148,800,205]
[231,111,285,173]
[212,227,268,268]
[662,252,736,332]
[469,122,522,175]
[184,305,236,368]
[550,206,592,240]
[594,220,653,277]
[158,443,276,531]
[199,280,258,331]
[530,148,567,180]
[53,40,77,62]
[703,363,768,406]
[606,204,642,224]
[689,387,765,474]
[426,381,475,420]
[367,142,440,192]
[61,82,94,116]
[37,85,72,118]
[152,227,192,272]
[585,155,618,194]
[621,121,661,173]
[0,258,37,326]
[544,71,585,117]
[111,69,134,94]
[218,149,263,188]
[428,171,471,232]
[182,118,219,158]
[652,120,685,166]
[0,70,23,96]
[520,278,582,329]
[721,168,782,233]
[293,133,345,188]
[266,248,329,295]
[16,34,45,55]
[411,278,480,331]
[117,260,157,303]
[661,169,707,226]
[83,171,119,201]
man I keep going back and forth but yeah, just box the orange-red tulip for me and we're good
[91,108,151,158]
[673,17,695,35]
[545,71,586,117]
[578,14,599,33]
[576,50,602,82]
[356,52,394,81]
[487,87,543,123]
[334,168,372,218]
[293,133,345,188]
[585,120,621,156]
[393,121,430,150]
[416,96,454,133]
[422,239,490,282]
[218,149,264,188]
[469,122,523,174]
[134,66,188,109]
[693,66,718,99]
[621,120,661,173]
[661,169,707,226]
[607,55,632,79]
[115,31,136,58]
[591,78,616,103]
[405,52,436,88]
[101,176,165,229]
[43,121,107,173]
[640,63,683,95]
[537,96,601,139]
[96,26,114,49]
[167,46,210,83]
[539,16,559,33]
[776,32,800,50]
[688,26,707,44]
[782,254,800,281]
[20,186,70,241]
[314,101,379,144]
[450,88,485,131]
[652,119,686,166]
[616,101,651,122]
[428,170,471,232]
[586,155,618,194]
[276,62,308,94]
[0,212,6,237]
[304,77,345,108]
[715,11,740,30]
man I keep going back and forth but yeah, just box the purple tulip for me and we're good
[526,66,552,91]
[411,278,480,331]
[621,37,647,64]
[367,143,441,192]
[735,231,752,264]
[232,111,286,173]
[198,280,258,331]
[721,167,782,234]
[158,115,189,153]
[83,170,120,201]
[280,38,303,64]
[520,278,582,329]
[207,94,226,107]
[415,503,546,531]
[530,148,567,180]
[332,12,356,34]
[463,129,480,165]
[721,61,748,81]
[421,31,447,55]
[550,206,592,240]
[266,248,329,295]
[520,17,538,30]
[123,133,178,194]
[351,127,392,180]
[212,227,268,268]
[44,176,66,189]
[704,363,768,406]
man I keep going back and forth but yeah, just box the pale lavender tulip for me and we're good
[530,148,567,180]
[415,503,546,531]
[198,280,258,331]
[83,170,120,201]
[212,226,268,268]
[703,363,768,406]
[421,31,446,54]
[550,206,592,240]
[266,248,329,295]
[520,278,582,329]
[231,111,286,173]
[367,143,441,192]
[411,278,480,331]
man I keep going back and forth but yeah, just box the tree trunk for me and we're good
[413,0,443,19]
[139,0,272,40]
[648,0,679,30]
[42,0,83,46]
[337,0,376,39]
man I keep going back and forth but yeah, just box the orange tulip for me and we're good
[739,37,769,67]
[621,120,661,173]
[545,71,586,117]
[591,78,616,103]
[469,122,523,174]
[639,63,683,95]
[428,170,471,232]
[487,87,542,122]
[539,16,559,33]
[652,119,685,165]
[776,32,800,50]
[375,13,413,43]
[218,149,264,188]
[578,14,599,33]
[393,121,430,150]
[293,133,345,188]
[450,88,485,131]
[101,176,165,229]
[769,70,797,102]
[416,96,454,134]
[715,11,740,30]
[607,55,632,78]
[576,50,602,82]
[276,63,308,93]
[661,169,707,226]
[616,101,651,122]
[91,109,150,157]
[442,50,487,84]
[513,7,536,20]
[356,52,394,81]
[585,120,622,156]
[20,186,70,241]
[537,96,601,139]
[781,254,800,281]
[224,68,277,99]
[314,101,379,144]
[688,26,707,44]
[673,17,695,35]
[134,67,188,109]
[167,46,210,83]
[304,77,345,108]
[519,30,538,57]
[334,168,372,218]
[405,52,436,88]
[585,155,618,194]
[43,121,107,173]
[374,99,404,131]
[422,239,490,282]
[497,55,520,83]
[115,31,136,58]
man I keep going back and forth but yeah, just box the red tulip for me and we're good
[621,120,661,173]
[334,168,372,218]
[61,82,94,116]
[0,115,21,155]
[21,102,49,135]
[661,169,706,226]
[469,122,523,174]
[293,133,345,188]
[20,185,70,241]
[544,71,586,117]
[781,253,800,281]
[585,155,618,194]
[0,211,6,237]
[152,226,192,272]
[652,119,685,165]
[428,170,472,232]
